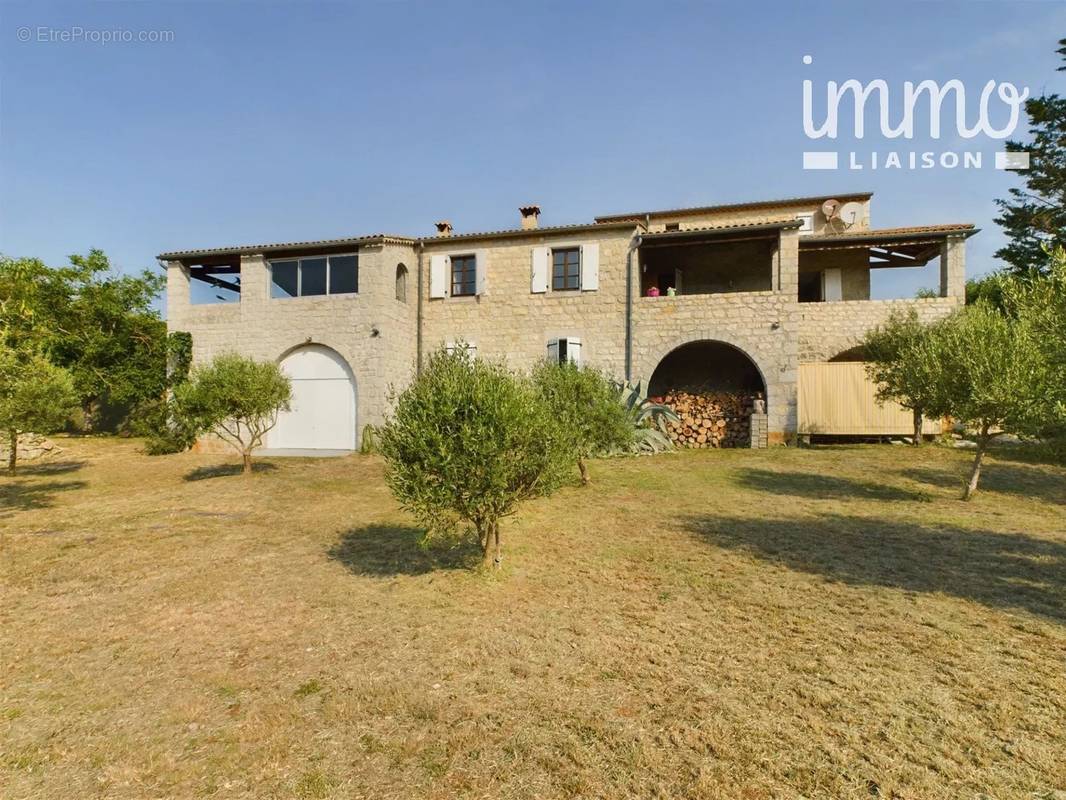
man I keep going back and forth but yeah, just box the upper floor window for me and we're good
[796,214,814,235]
[451,254,477,297]
[271,253,358,299]
[664,222,681,232]
[552,247,581,291]
[396,263,408,303]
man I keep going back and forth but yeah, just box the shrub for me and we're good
[532,360,633,484]
[615,381,678,454]
[0,342,78,474]
[174,353,291,475]
[379,346,570,569]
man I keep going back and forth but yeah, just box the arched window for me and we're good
[395,263,408,303]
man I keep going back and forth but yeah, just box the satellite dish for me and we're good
[820,199,840,219]
[838,201,864,228]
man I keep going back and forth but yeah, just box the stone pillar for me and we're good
[777,229,800,298]
[940,236,966,299]
[750,413,768,448]
[166,260,190,327]
[240,254,269,305]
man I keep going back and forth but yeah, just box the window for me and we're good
[271,253,359,298]
[395,263,408,302]
[552,247,580,291]
[547,337,582,365]
[796,213,814,235]
[450,254,477,297]
[664,222,681,232]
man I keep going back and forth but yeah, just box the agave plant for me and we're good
[612,380,679,454]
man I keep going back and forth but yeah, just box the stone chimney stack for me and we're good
[519,205,541,230]
[434,220,453,237]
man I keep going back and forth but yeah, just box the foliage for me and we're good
[614,380,679,454]
[359,424,380,455]
[921,304,1044,499]
[965,273,1008,310]
[174,353,292,475]
[134,331,198,455]
[914,287,939,299]
[994,38,1066,276]
[532,360,633,484]
[0,340,78,473]
[378,346,570,569]
[862,310,943,445]
[0,250,166,429]
[1006,244,1066,439]
[167,331,193,386]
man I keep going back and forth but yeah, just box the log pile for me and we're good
[654,391,755,448]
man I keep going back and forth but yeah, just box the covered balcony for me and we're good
[638,221,798,298]
[797,224,976,302]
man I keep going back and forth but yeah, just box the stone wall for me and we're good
[421,227,633,378]
[167,241,418,441]
[797,297,961,362]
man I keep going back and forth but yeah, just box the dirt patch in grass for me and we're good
[2,437,1065,798]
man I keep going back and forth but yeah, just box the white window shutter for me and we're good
[466,342,478,358]
[430,255,448,298]
[475,250,488,296]
[580,243,599,291]
[546,339,559,363]
[823,268,842,302]
[567,338,582,365]
[531,246,549,293]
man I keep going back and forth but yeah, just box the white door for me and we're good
[270,346,356,450]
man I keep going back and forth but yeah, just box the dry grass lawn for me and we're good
[2,437,1065,799]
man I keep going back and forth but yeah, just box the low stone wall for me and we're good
[0,433,62,463]
[797,297,961,362]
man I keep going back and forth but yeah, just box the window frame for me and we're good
[450,253,478,297]
[269,252,359,299]
[548,336,582,366]
[551,246,581,292]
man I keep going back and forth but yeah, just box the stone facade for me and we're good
[163,194,970,447]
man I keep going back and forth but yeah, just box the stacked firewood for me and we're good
[654,391,754,448]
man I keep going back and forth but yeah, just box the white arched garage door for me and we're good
[269,345,357,450]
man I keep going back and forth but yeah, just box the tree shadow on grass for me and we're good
[327,524,479,577]
[684,512,1066,623]
[903,463,1066,504]
[734,468,931,502]
[0,479,88,512]
[183,463,278,482]
[4,460,87,477]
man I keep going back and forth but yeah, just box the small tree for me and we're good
[923,305,1043,499]
[379,346,569,570]
[862,310,942,445]
[174,353,291,475]
[532,360,633,485]
[1008,244,1066,441]
[0,342,78,474]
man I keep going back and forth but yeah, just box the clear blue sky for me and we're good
[2,1,1063,308]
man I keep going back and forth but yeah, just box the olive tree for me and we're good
[862,310,942,445]
[379,346,570,570]
[532,360,633,485]
[1010,245,1066,440]
[0,342,78,474]
[922,305,1043,499]
[174,353,291,475]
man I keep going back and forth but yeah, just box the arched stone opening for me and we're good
[268,344,357,451]
[648,340,767,448]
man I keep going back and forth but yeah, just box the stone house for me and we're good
[160,192,975,449]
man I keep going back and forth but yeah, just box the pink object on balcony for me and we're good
[646,287,660,297]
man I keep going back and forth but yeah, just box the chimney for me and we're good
[519,205,541,230]
[434,220,453,237]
